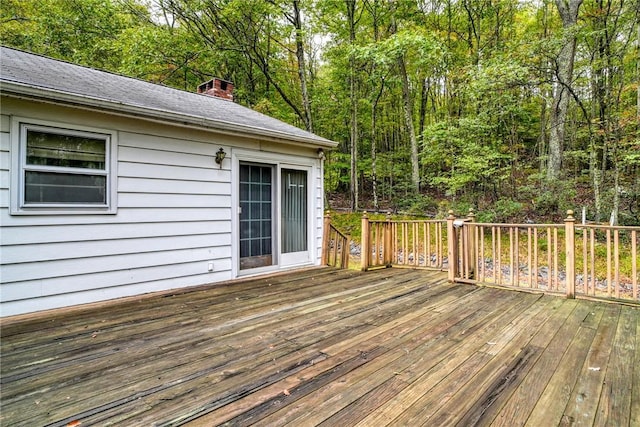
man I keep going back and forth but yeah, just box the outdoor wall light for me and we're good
[215,148,226,168]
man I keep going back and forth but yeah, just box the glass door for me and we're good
[239,163,274,270]
[280,168,309,265]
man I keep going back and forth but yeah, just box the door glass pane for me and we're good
[240,164,273,269]
[281,169,307,253]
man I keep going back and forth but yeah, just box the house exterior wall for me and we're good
[0,98,325,316]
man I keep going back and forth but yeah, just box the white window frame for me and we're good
[10,117,118,215]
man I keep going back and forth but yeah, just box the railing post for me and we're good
[467,208,476,279]
[361,211,370,271]
[447,210,458,282]
[321,211,331,266]
[565,210,576,298]
[384,211,393,267]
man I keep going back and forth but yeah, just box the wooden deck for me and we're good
[1,267,639,426]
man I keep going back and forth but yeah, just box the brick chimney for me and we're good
[197,78,234,101]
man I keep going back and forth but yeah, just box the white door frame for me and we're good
[231,148,317,277]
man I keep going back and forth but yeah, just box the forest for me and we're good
[2,0,639,224]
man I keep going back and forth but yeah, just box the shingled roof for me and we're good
[0,46,336,148]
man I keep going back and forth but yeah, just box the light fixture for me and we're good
[317,148,325,160]
[215,148,226,168]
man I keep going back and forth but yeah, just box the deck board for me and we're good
[1,267,638,426]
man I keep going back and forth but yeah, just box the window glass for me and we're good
[25,171,106,204]
[26,130,106,169]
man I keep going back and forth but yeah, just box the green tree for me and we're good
[1,0,143,70]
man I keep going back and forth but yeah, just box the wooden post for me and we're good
[565,210,576,298]
[467,208,476,279]
[361,211,370,271]
[384,211,392,267]
[321,211,331,266]
[447,210,458,282]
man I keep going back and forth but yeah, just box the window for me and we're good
[11,119,117,214]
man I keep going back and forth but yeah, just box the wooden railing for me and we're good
[321,213,350,269]
[449,210,639,303]
[345,209,639,303]
[360,212,447,270]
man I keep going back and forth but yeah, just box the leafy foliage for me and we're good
[3,0,638,224]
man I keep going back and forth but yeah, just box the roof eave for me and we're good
[0,81,338,149]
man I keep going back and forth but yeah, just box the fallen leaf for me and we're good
[67,421,81,426]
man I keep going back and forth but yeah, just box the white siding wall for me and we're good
[0,101,324,316]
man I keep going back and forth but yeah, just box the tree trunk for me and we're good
[590,142,603,222]
[538,0,550,176]
[371,83,384,212]
[369,0,382,212]
[347,0,358,211]
[390,1,420,193]
[398,57,420,192]
[293,0,313,132]
[547,0,583,182]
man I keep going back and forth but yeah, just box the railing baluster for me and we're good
[509,228,514,286]
[400,222,407,265]
[498,227,502,285]
[422,223,427,267]
[607,229,612,297]
[480,226,485,282]
[344,235,348,267]
[426,222,432,267]
[515,227,520,286]
[491,226,497,284]
[547,227,552,291]
[533,228,538,289]
[462,225,467,277]
[590,229,596,296]
[633,230,637,300]
[614,229,620,299]
[333,230,339,266]
[384,215,392,266]
[437,222,442,267]
[414,222,419,267]
[527,227,532,288]
[376,221,381,266]
[393,222,398,264]
[416,222,420,267]
[553,227,558,291]
[582,227,587,295]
